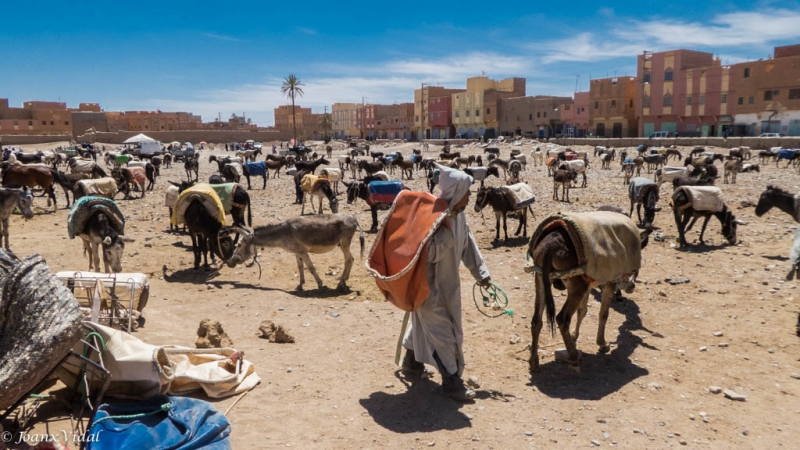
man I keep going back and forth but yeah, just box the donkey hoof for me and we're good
[528,359,540,373]
[598,344,611,354]
[568,362,581,373]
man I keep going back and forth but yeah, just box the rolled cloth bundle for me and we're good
[67,196,125,239]
[0,251,83,410]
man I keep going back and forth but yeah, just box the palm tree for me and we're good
[280,74,305,145]
[318,113,332,142]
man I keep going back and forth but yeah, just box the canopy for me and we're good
[199,141,207,145]
[123,133,156,144]
[245,140,255,143]
[169,141,181,146]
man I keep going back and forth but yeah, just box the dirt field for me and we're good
[6,140,800,449]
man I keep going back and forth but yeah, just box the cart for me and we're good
[55,271,150,333]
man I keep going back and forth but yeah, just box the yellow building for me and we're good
[452,77,525,139]
[331,102,360,138]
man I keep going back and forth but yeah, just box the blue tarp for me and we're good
[244,161,267,176]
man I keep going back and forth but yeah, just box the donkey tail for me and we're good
[355,218,365,261]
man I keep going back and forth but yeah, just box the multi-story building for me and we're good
[331,103,360,139]
[729,44,800,136]
[0,98,77,135]
[499,96,573,138]
[414,86,465,140]
[375,103,414,140]
[356,104,375,140]
[452,77,526,139]
[590,76,639,137]
[427,95,455,139]
[561,91,590,137]
[636,49,732,137]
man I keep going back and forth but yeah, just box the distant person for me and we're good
[225,143,229,152]
[272,144,277,154]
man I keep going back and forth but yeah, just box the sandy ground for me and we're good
[4,139,800,449]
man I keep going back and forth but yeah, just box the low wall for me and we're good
[76,130,299,145]
[552,137,800,150]
[0,134,73,145]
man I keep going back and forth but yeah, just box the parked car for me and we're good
[759,133,782,137]
[649,131,675,138]
[253,142,262,149]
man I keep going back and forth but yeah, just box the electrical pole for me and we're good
[574,74,580,93]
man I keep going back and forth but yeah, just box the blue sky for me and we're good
[2,0,800,126]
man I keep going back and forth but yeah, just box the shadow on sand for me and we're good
[359,373,516,433]
[526,294,660,400]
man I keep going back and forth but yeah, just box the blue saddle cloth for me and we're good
[244,161,267,176]
[623,158,635,164]
[410,154,422,163]
[778,149,797,159]
[88,395,231,450]
[368,181,403,203]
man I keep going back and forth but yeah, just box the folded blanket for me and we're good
[114,154,132,165]
[368,180,404,204]
[244,161,267,176]
[164,185,180,208]
[675,186,725,212]
[628,177,657,202]
[366,191,450,311]
[77,177,117,199]
[501,183,535,208]
[530,211,641,284]
[122,166,147,186]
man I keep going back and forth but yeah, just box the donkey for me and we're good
[182,199,236,270]
[664,148,683,163]
[300,176,338,215]
[295,157,330,174]
[0,187,34,249]
[527,213,651,373]
[2,164,58,212]
[756,185,800,280]
[464,166,500,188]
[508,160,523,181]
[553,169,577,202]
[79,211,135,273]
[243,161,268,189]
[358,160,384,177]
[723,158,743,184]
[489,158,511,179]
[185,154,199,182]
[474,186,534,241]
[672,187,740,247]
[51,170,91,207]
[628,177,661,228]
[226,214,364,291]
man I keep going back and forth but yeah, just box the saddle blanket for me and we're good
[71,159,97,173]
[366,190,449,311]
[320,168,342,182]
[225,162,243,178]
[675,186,725,212]
[244,161,267,176]
[623,157,635,164]
[114,154,132,165]
[628,177,657,201]
[122,166,147,186]
[778,149,797,159]
[531,211,641,284]
[368,180,404,204]
[206,183,237,212]
[68,196,125,239]
[501,183,535,209]
[301,174,325,193]
[165,185,180,208]
[77,177,117,199]
[172,184,227,226]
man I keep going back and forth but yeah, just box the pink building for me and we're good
[561,91,590,137]
[428,96,455,139]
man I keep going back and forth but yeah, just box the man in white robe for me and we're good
[401,164,491,401]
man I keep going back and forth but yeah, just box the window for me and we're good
[455,111,459,118]
[663,94,673,107]
[42,121,47,125]
[737,97,744,105]
[699,95,705,105]
[643,96,650,107]
[686,96,692,105]
[465,110,470,117]
[529,113,533,120]
[611,100,617,108]
[64,121,69,125]
[29,121,33,126]
[50,121,54,125]
[537,112,541,118]
[643,73,651,83]
[13,120,17,126]
[664,70,674,81]
[790,89,800,100]
[630,100,634,107]
[543,112,547,118]
[749,96,754,104]
[765,91,773,101]
[744,67,750,78]
[722,93,728,104]
[475,109,480,117]
[486,108,491,114]
[415,115,419,122]
[594,101,599,109]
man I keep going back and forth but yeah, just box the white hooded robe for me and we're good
[402,164,490,376]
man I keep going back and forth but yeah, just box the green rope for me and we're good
[472,281,513,319]
[92,402,172,426]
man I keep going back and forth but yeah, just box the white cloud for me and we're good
[538,33,645,64]
[296,27,317,35]
[202,32,245,43]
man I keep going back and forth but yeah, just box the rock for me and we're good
[466,375,481,389]
[699,346,708,352]
[666,277,690,285]
[743,430,749,436]
[286,367,292,373]
[554,348,581,362]
[509,335,522,345]
[603,432,610,440]
[713,331,723,337]
[195,319,234,349]
[709,386,722,394]
[385,382,394,388]
[330,312,340,318]
[790,373,800,380]
[719,342,729,348]
[724,389,747,401]
[597,418,607,424]
[525,431,533,436]
[658,290,668,297]
[258,320,296,343]
[591,440,601,446]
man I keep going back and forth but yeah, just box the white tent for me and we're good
[123,133,157,144]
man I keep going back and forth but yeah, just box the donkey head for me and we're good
[101,233,135,273]
[16,187,34,220]
[226,227,255,268]
[755,185,782,217]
